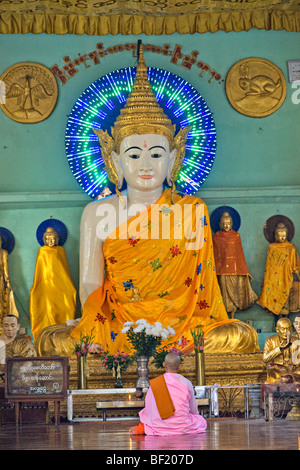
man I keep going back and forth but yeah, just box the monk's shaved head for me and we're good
[163,353,181,372]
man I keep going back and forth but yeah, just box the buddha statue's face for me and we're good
[293,317,300,337]
[276,319,292,341]
[43,228,58,247]
[44,234,57,247]
[275,228,287,243]
[220,216,232,232]
[2,315,19,340]
[113,134,176,192]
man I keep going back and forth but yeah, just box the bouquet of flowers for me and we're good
[190,325,205,353]
[101,349,134,374]
[72,328,97,357]
[121,319,176,358]
[152,346,184,370]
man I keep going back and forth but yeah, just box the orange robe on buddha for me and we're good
[258,241,300,316]
[213,229,250,276]
[70,189,258,355]
[213,229,258,314]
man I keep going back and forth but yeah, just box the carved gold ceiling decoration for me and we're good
[0,0,299,35]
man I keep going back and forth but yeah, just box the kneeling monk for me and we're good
[130,353,207,436]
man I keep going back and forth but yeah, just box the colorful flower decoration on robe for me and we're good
[123,280,134,291]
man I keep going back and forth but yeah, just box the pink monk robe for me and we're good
[139,372,207,435]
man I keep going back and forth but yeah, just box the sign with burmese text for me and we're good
[5,357,69,400]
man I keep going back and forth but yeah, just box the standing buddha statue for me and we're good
[30,226,77,340]
[258,219,300,317]
[212,209,258,318]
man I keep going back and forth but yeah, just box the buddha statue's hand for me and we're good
[66,319,80,328]
[88,343,102,354]
[279,339,291,349]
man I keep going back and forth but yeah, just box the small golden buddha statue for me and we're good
[258,220,300,317]
[130,287,144,303]
[263,317,300,383]
[30,224,76,340]
[0,314,36,367]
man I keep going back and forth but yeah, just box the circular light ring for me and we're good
[65,67,217,199]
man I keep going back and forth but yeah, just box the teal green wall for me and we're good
[0,30,299,345]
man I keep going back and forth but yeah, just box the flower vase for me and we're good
[113,365,123,388]
[136,356,150,389]
[77,355,88,389]
[195,351,205,386]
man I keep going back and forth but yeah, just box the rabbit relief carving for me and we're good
[238,63,281,97]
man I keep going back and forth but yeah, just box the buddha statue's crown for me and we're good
[275,222,287,231]
[44,227,58,236]
[110,42,176,150]
[220,211,232,220]
[94,41,190,204]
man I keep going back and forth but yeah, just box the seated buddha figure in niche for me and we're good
[0,314,36,366]
[212,209,258,319]
[257,217,300,318]
[263,316,300,384]
[35,44,260,357]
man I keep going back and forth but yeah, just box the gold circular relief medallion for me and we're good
[225,57,286,118]
[0,62,58,123]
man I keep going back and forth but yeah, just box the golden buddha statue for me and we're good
[212,210,258,319]
[130,287,144,303]
[0,315,36,367]
[258,220,300,317]
[30,225,77,340]
[35,43,260,357]
[0,234,19,325]
[263,317,300,383]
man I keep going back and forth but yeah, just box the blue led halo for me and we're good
[65,67,217,199]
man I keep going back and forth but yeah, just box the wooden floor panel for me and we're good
[0,418,299,451]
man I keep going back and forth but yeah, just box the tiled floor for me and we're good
[0,418,299,451]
